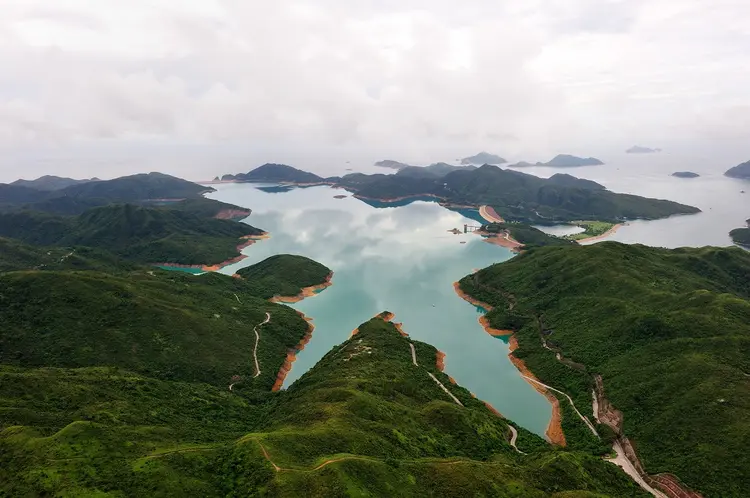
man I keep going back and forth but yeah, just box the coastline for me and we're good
[270,271,334,304]
[452,282,513,336]
[272,311,314,391]
[575,223,625,244]
[508,336,566,446]
[154,232,270,273]
[353,193,444,203]
[477,230,523,252]
[269,273,334,391]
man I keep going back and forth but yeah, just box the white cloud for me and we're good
[0,0,748,181]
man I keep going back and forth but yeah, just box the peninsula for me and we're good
[730,219,750,247]
[458,242,750,498]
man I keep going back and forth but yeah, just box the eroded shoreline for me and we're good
[508,336,566,446]
[270,271,334,304]
[575,223,625,244]
[155,232,270,273]
[452,282,513,336]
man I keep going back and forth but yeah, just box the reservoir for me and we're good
[207,183,553,436]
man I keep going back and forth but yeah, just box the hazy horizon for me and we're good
[1,1,749,182]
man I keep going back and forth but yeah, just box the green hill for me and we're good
[11,175,94,191]
[0,202,262,265]
[0,238,136,273]
[237,254,331,298]
[224,164,325,184]
[0,304,648,497]
[458,242,750,497]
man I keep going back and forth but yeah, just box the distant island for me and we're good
[730,219,750,247]
[724,159,750,179]
[222,163,325,184]
[217,163,700,224]
[509,154,605,168]
[626,146,662,154]
[460,152,507,165]
[374,159,413,170]
[541,154,604,167]
[671,171,700,178]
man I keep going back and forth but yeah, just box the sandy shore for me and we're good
[214,208,252,220]
[479,205,504,223]
[575,223,625,244]
[436,351,446,371]
[477,230,523,252]
[272,311,314,391]
[270,272,334,304]
[508,336,566,446]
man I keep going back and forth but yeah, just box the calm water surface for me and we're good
[207,183,553,436]
[205,156,749,436]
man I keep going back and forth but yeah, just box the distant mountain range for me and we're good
[374,159,412,170]
[725,160,750,179]
[626,146,661,154]
[11,175,98,191]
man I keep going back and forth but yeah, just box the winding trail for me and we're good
[609,441,668,498]
[520,375,598,436]
[253,312,271,378]
[408,341,462,406]
[508,426,524,454]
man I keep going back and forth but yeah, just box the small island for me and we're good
[671,171,700,178]
[626,146,661,154]
[724,159,750,179]
[730,219,750,247]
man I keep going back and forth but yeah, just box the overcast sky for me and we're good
[1,0,749,182]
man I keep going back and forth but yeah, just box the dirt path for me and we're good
[508,426,524,454]
[409,343,417,366]
[520,375,598,436]
[608,441,668,498]
[253,312,271,378]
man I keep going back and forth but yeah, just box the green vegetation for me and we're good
[223,163,325,184]
[730,219,750,247]
[1,310,648,496]
[0,202,263,265]
[10,175,94,191]
[458,242,750,497]
[1,172,213,215]
[483,222,574,248]
[237,254,331,298]
[563,221,616,241]
[336,165,698,223]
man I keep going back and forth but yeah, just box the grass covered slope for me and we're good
[458,242,750,497]
[237,254,332,298]
[2,313,646,497]
[0,269,311,390]
[483,222,574,249]
[0,202,263,265]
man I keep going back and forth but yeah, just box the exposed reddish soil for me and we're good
[214,208,252,220]
[436,351,446,371]
[508,336,566,446]
[272,311,314,392]
[270,272,334,304]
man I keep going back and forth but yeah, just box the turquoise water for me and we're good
[156,265,205,275]
[206,183,552,436]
